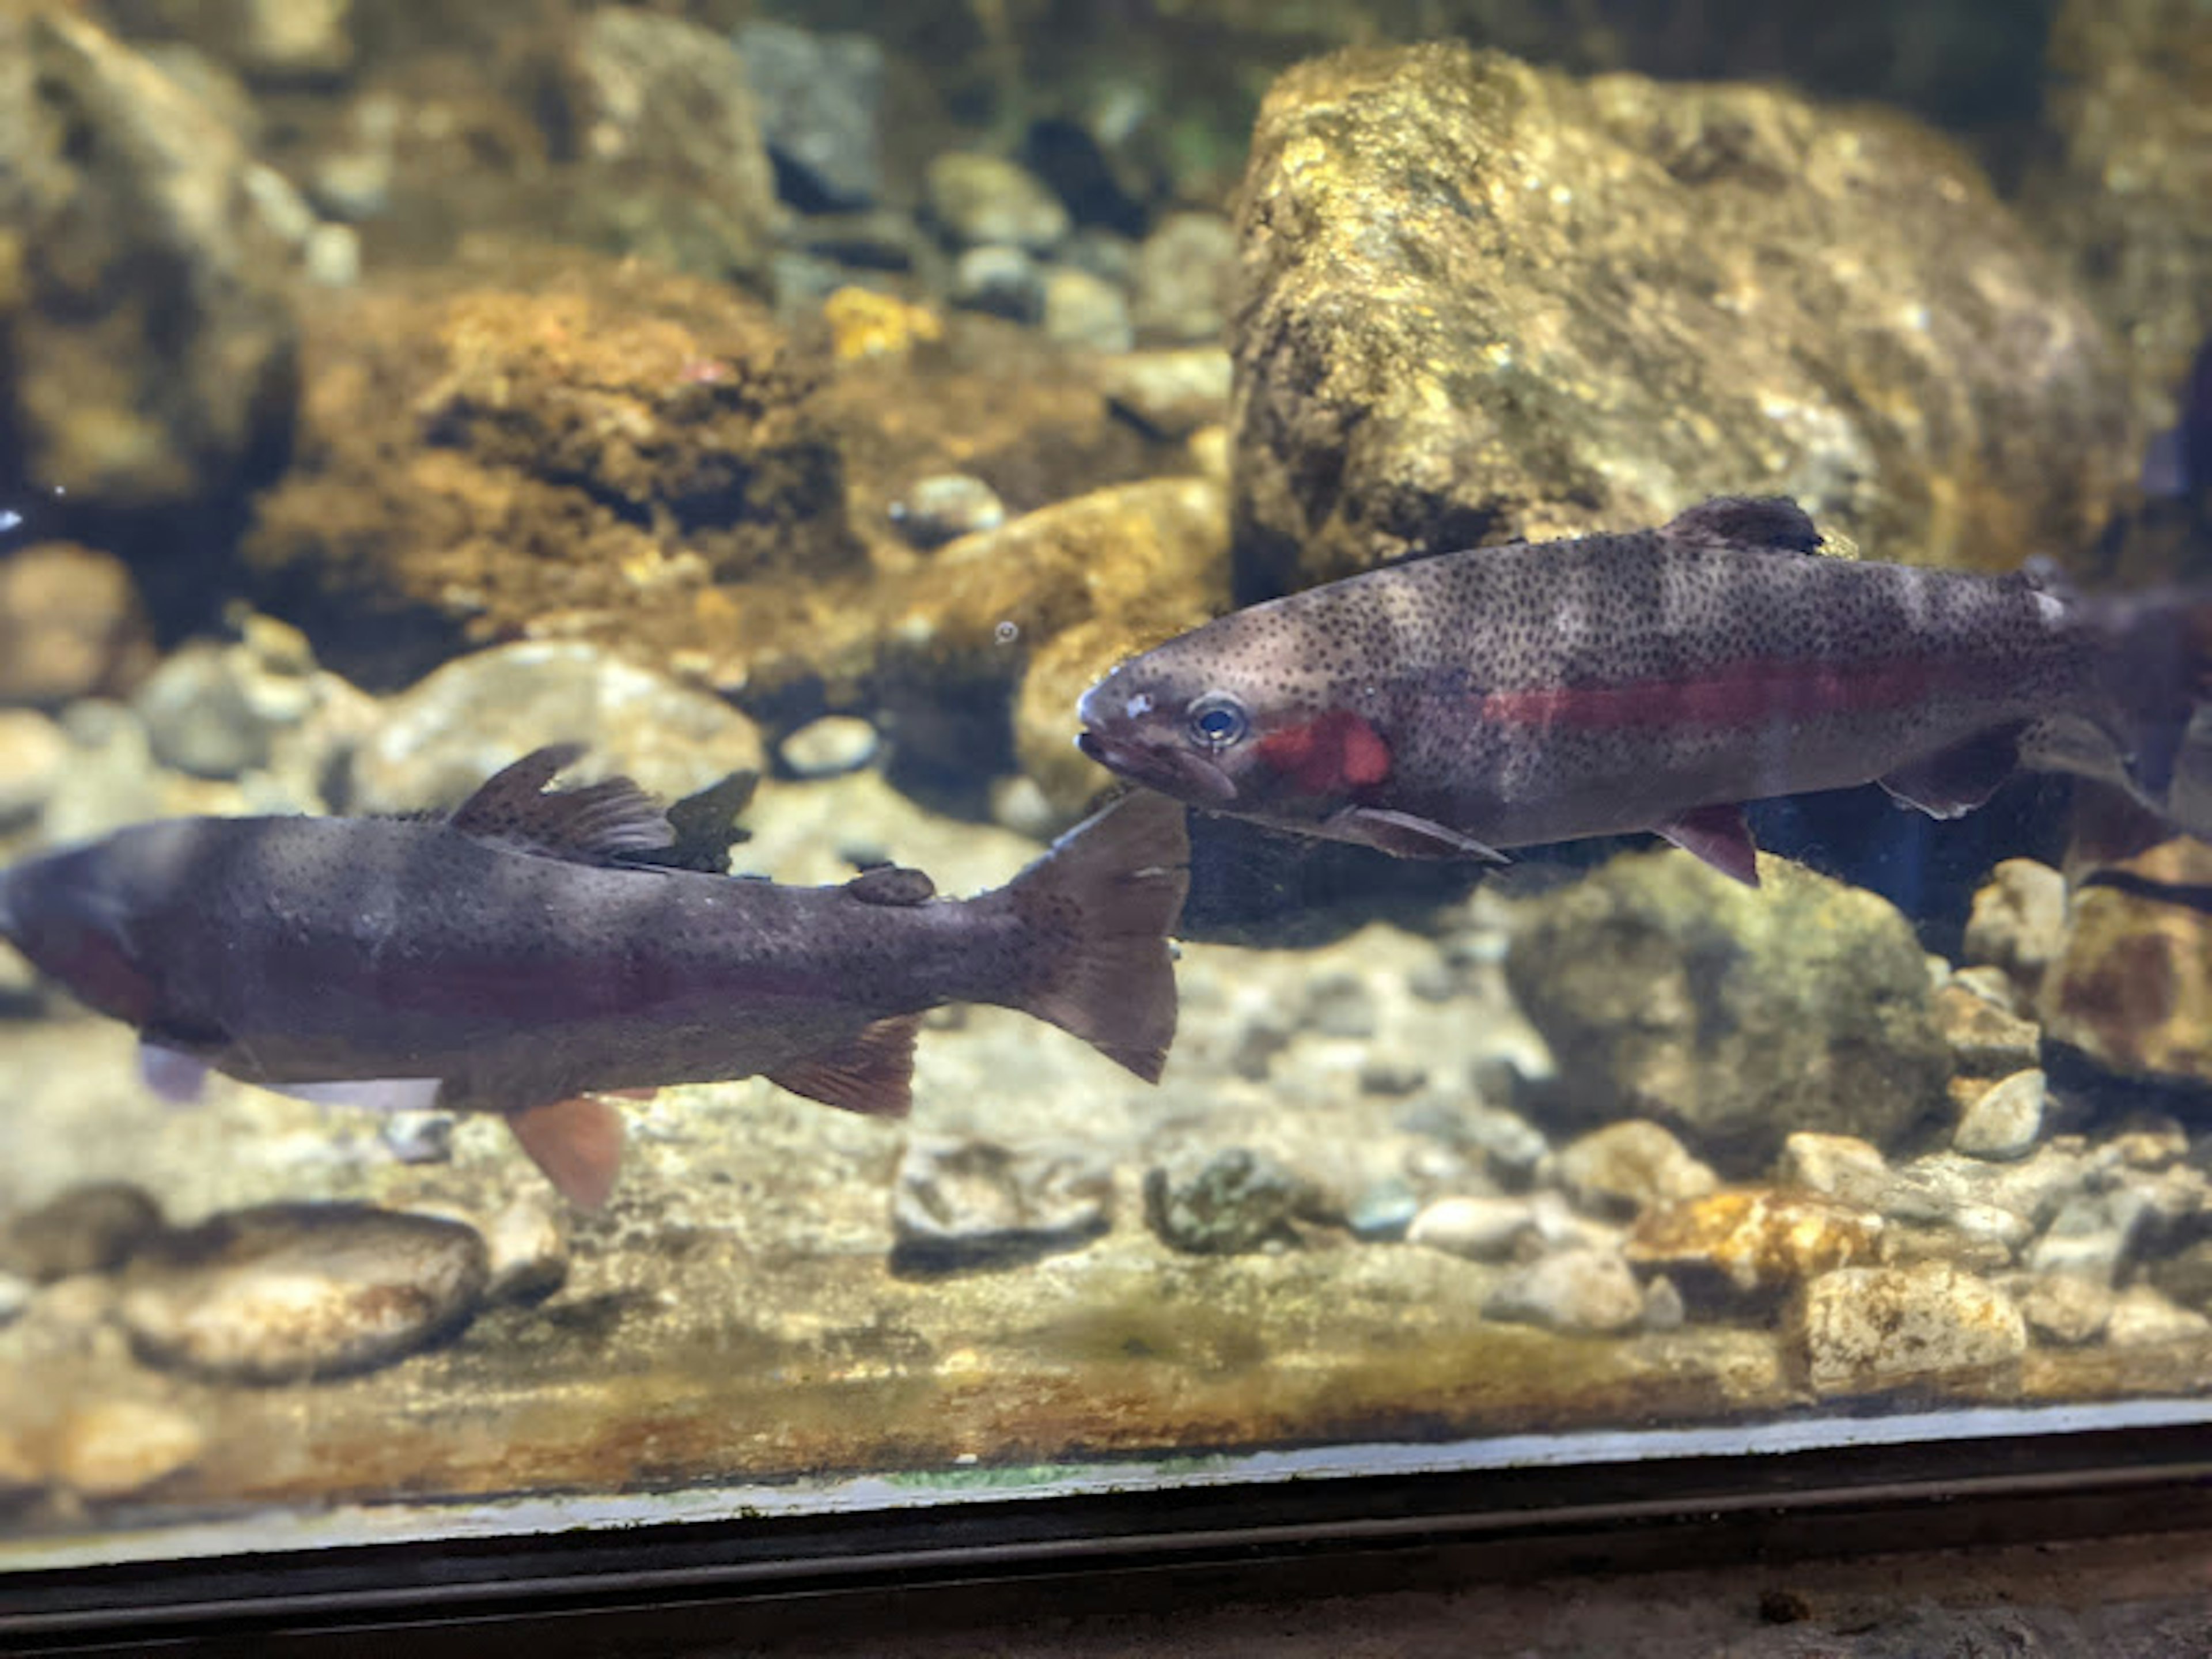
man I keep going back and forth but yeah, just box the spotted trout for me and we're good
[1078,497,2212,883]
[0,747,1190,1207]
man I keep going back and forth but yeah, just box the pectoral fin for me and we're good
[768,1015,921,1118]
[1320,806,1509,862]
[138,1041,211,1105]
[507,1095,626,1209]
[1654,803,1762,887]
[1876,726,2024,819]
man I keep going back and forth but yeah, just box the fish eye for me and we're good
[1186,692,1249,750]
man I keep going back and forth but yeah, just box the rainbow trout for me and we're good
[0,747,1189,1206]
[1078,498,2212,883]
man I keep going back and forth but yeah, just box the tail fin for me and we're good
[2085,595,2212,805]
[1003,790,1190,1082]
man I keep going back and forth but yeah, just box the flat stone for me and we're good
[1406,1195,1538,1262]
[896,1138,1115,1270]
[1484,1247,1645,1335]
[47,1399,204,1501]
[1552,1120,1718,1217]
[1796,1264,2025,1398]
[1952,1069,2047,1162]
[1626,1188,1882,1301]
[119,1203,488,1384]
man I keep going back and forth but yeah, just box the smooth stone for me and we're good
[1796,1264,2025,1398]
[925,153,1070,251]
[2105,1285,2212,1348]
[1130,210,1236,344]
[1484,1247,1645,1335]
[1346,1179,1420,1241]
[1041,266,1134,353]
[0,1270,31,1327]
[1552,1120,1718,1217]
[119,1203,488,1384]
[0,708,67,828]
[1406,1195,1537,1262]
[0,543,154,707]
[1098,347,1233,440]
[2019,1272,2114,1347]
[1953,1069,2047,1162]
[1774,1132,1892,1210]
[1641,1274,1687,1332]
[1143,1147,1317,1256]
[1357,1057,1427,1097]
[2,1183,164,1282]
[888,474,1007,550]
[1963,859,2069,997]
[951,243,1044,322]
[48,1399,204,1501]
[2027,1191,2149,1283]
[778,715,881,778]
[895,1138,1115,1270]
[482,1198,571,1306]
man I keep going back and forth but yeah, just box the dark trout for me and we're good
[0,747,1190,1207]
[1078,497,2212,883]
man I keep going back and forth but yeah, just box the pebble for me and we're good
[778,715,881,778]
[1953,1069,2046,1162]
[2105,1284,2212,1347]
[1933,978,2042,1077]
[1346,1179,1421,1241]
[2027,1191,2147,1282]
[1357,1057,1427,1096]
[1774,1132,1892,1210]
[0,1271,31,1327]
[2018,1272,2114,1346]
[1962,858,2067,997]
[1041,266,1134,353]
[1406,1195,1538,1262]
[119,1203,488,1384]
[379,1111,457,1166]
[1641,1274,1687,1331]
[925,153,1071,251]
[888,474,1007,549]
[2,1183,165,1282]
[1626,1188,1882,1301]
[951,244,1044,321]
[1484,1247,1646,1335]
[0,707,67,828]
[1143,1147,1317,1255]
[132,638,291,779]
[1099,347,1234,439]
[1130,210,1236,343]
[1551,1120,1718,1217]
[1795,1264,2025,1397]
[895,1137,1115,1269]
[734,21,886,211]
[482,1198,571,1305]
[0,543,154,706]
[48,1399,205,1501]
[1302,972,1377,1039]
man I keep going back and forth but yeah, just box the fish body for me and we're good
[1078,498,2212,881]
[0,748,1190,1205]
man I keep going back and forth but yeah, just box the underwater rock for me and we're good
[101,0,357,85]
[2018,1271,2114,1347]
[1551,1120,1718,1217]
[2040,838,2212,1090]
[1484,1245,1645,1336]
[0,545,156,709]
[556,9,781,287]
[2105,1283,2212,1349]
[119,1203,488,1384]
[1952,1069,2047,1162]
[1144,1147,1319,1255]
[1962,859,2069,1004]
[1231,43,2136,594]
[480,1196,569,1306]
[378,1112,456,1168]
[734,21,886,213]
[1934,977,2044,1080]
[891,1137,1115,1271]
[1772,1132,1895,1212]
[347,642,765,814]
[0,8,301,514]
[1508,852,1950,1172]
[1344,1178,1420,1241]
[1626,1188,1883,1304]
[1099,349,1234,441]
[132,626,318,782]
[0,1271,29,1328]
[952,245,1047,323]
[2,1183,165,1283]
[1795,1262,2025,1398]
[2026,0,2212,407]
[1406,1194,1539,1262]
[887,474,1009,550]
[1042,267,1136,354]
[1131,211,1237,347]
[2147,1238,2212,1313]
[0,710,65,830]
[2027,1190,2151,1284]
[778,715,881,779]
[47,1397,205,1501]
[243,256,853,680]
[925,153,1071,252]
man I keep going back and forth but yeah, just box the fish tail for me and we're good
[1003,790,1190,1083]
[2078,592,2212,813]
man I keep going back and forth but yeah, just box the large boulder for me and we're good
[1229,43,2137,594]
[2041,838,2212,1090]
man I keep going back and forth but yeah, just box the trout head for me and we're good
[0,822,203,1028]
[1077,601,1395,824]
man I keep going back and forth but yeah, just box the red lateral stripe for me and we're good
[1475,657,1952,730]
[1255,709,1393,794]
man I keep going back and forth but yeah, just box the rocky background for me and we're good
[1,0,2210,1540]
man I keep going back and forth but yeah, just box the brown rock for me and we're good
[2,1183,165,1282]
[1934,978,2043,1078]
[2040,838,2212,1088]
[0,544,156,707]
[1232,43,2135,596]
[1627,1188,1882,1303]
[1794,1263,2025,1398]
[47,1399,204,1501]
[1553,1120,1718,1218]
[1962,859,2069,1002]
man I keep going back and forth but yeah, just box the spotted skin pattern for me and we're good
[1078,497,2187,867]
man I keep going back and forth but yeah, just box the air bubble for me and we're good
[994,620,1020,645]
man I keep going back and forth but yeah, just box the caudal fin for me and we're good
[1004,790,1190,1082]
[2085,595,2212,805]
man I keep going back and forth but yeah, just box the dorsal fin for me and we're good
[768,1015,919,1117]
[449,745,675,865]
[1662,496,1822,553]
[620,768,759,874]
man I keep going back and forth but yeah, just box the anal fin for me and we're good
[1320,806,1509,862]
[1876,725,2025,820]
[507,1095,626,1209]
[1655,802,1761,887]
[768,1014,920,1118]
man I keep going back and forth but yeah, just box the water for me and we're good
[0,0,2207,1590]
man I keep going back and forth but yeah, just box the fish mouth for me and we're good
[1077,730,1238,805]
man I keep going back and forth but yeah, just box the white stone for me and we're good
[1953,1069,2046,1162]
